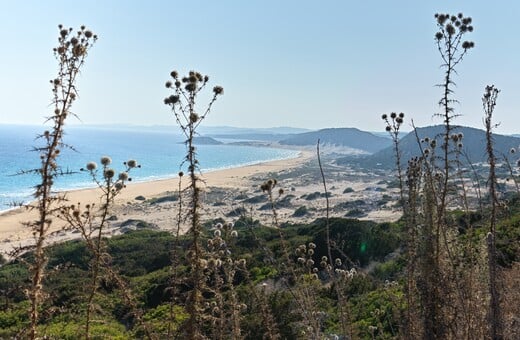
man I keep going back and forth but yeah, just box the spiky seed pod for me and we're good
[170,71,178,78]
[185,83,196,92]
[390,112,397,119]
[127,159,137,168]
[309,242,316,249]
[169,95,179,104]
[381,113,387,120]
[118,172,129,181]
[190,113,199,123]
[104,168,115,179]
[213,86,224,95]
[230,230,238,237]
[86,162,97,171]
[214,229,221,237]
[399,112,404,118]
[165,81,172,88]
[100,156,112,166]
[114,182,124,190]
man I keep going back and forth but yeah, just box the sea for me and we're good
[0,124,299,212]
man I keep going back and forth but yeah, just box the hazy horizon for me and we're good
[1,1,519,134]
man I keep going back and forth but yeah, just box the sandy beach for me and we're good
[0,152,312,252]
[0,149,402,257]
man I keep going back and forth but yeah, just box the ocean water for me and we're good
[0,125,299,212]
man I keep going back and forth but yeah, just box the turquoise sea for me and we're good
[0,125,298,212]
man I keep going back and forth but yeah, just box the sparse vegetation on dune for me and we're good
[1,12,520,339]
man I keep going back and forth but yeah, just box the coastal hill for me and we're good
[203,126,392,154]
[278,127,391,153]
[340,125,520,168]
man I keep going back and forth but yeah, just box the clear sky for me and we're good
[0,1,519,133]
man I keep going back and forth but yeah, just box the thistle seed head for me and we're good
[100,156,112,166]
[86,162,97,171]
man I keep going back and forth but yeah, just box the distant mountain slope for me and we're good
[207,133,294,142]
[278,128,391,153]
[198,126,312,135]
[356,125,520,167]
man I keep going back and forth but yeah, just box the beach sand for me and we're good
[0,149,402,257]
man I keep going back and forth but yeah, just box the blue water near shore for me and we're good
[0,125,299,212]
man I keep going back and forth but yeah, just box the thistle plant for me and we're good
[434,12,474,213]
[60,157,140,339]
[164,70,223,338]
[382,112,406,208]
[483,85,504,339]
[21,25,96,340]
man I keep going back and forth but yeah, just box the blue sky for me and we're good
[0,1,519,133]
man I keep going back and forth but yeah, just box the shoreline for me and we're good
[0,150,313,253]
[0,146,301,214]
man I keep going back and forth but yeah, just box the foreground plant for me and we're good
[164,70,223,337]
[483,85,504,339]
[19,25,96,340]
[60,157,141,339]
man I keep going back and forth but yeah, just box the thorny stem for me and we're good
[483,85,504,340]
[164,70,223,338]
[28,26,96,340]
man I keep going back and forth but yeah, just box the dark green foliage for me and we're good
[349,285,403,338]
[227,206,247,217]
[345,208,366,218]
[376,194,392,206]
[242,194,268,204]
[293,205,309,217]
[259,194,294,210]
[302,191,331,201]
[372,257,405,282]
[148,194,178,204]
[309,218,400,267]
[107,230,172,276]
[343,187,355,194]
[333,200,366,213]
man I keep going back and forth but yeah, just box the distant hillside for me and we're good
[346,125,520,168]
[207,133,293,142]
[187,136,223,145]
[198,126,312,135]
[279,128,391,153]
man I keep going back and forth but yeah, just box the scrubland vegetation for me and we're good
[1,13,520,339]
